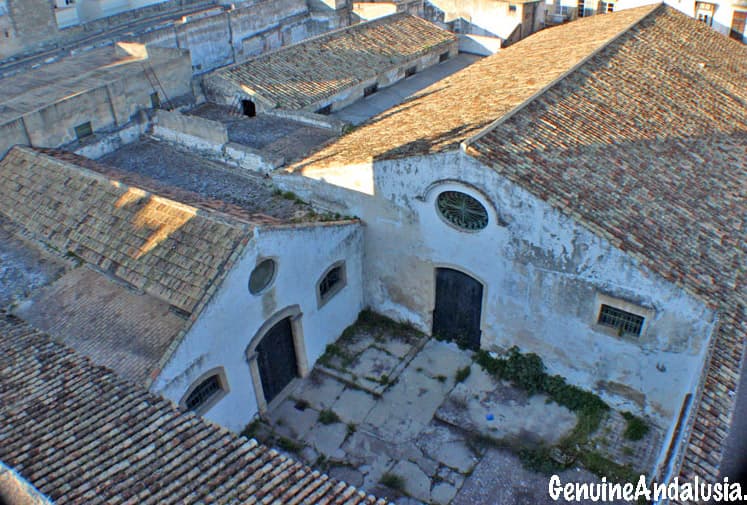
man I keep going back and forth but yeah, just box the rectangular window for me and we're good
[509,4,517,12]
[731,11,746,41]
[363,83,378,97]
[598,304,645,337]
[74,121,92,140]
[439,51,449,63]
[150,92,160,109]
[606,2,614,13]
[405,66,417,78]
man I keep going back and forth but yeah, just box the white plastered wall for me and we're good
[151,222,364,432]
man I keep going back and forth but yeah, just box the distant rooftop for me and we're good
[291,5,662,171]
[211,13,456,110]
[0,314,389,505]
[188,104,338,163]
[0,43,187,125]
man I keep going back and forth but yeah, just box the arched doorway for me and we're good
[432,267,483,350]
[255,317,298,404]
[246,306,309,412]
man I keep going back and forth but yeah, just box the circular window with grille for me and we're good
[249,259,277,294]
[436,191,489,231]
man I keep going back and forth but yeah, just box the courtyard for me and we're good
[247,312,663,504]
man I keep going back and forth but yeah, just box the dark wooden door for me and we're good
[256,318,298,404]
[432,268,483,350]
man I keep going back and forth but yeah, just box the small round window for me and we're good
[436,191,488,231]
[249,259,277,294]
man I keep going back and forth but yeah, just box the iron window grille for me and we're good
[319,266,343,298]
[185,375,222,411]
[436,191,489,231]
[74,121,92,140]
[598,304,644,337]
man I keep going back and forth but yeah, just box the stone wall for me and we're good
[154,109,228,152]
[0,47,193,155]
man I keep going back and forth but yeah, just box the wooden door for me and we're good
[256,318,298,404]
[432,268,483,350]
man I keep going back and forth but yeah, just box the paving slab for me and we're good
[330,465,364,487]
[332,387,378,425]
[266,398,318,439]
[460,364,498,394]
[294,372,346,410]
[379,339,415,359]
[365,369,451,443]
[452,448,629,505]
[416,423,478,474]
[391,460,432,503]
[350,346,402,381]
[436,383,577,446]
[408,340,473,382]
[431,482,457,505]
[305,421,348,460]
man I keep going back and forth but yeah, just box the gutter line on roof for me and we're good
[459,2,663,155]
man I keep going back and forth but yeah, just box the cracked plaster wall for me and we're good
[274,150,715,426]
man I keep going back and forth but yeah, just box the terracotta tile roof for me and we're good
[290,4,659,173]
[213,13,456,110]
[15,267,186,385]
[0,314,389,505]
[465,6,746,484]
[0,146,250,313]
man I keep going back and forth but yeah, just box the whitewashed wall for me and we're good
[274,150,715,425]
[151,222,364,432]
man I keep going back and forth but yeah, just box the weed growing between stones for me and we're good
[621,411,650,441]
[455,365,471,383]
[380,472,406,491]
[318,409,341,425]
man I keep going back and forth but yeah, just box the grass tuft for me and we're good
[380,472,405,491]
[318,409,341,425]
[455,365,471,383]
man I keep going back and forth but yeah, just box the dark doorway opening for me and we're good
[432,268,483,350]
[241,99,257,117]
[256,317,298,404]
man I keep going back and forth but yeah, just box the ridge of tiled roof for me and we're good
[0,146,249,313]
[213,13,456,110]
[290,4,660,173]
[465,6,746,485]
[38,147,287,227]
[0,313,390,505]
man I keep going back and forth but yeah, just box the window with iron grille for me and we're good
[598,304,644,337]
[185,374,223,411]
[74,121,92,140]
[318,262,346,307]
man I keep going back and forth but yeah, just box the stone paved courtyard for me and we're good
[249,312,664,504]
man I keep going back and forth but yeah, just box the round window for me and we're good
[436,191,488,231]
[248,259,277,294]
